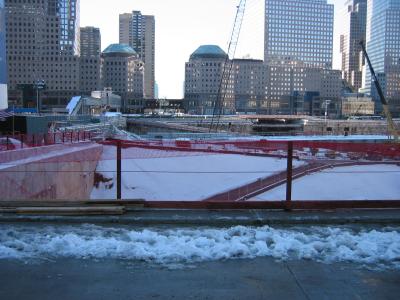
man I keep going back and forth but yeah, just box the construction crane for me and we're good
[359,41,399,141]
[209,0,247,133]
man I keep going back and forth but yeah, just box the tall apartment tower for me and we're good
[0,0,7,109]
[5,0,80,109]
[340,0,367,91]
[363,0,400,113]
[264,0,334,68]
[80,26,101,95]
[119,11,155,99]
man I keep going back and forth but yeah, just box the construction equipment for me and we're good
[209,0,247,133]
[359,41,399,141]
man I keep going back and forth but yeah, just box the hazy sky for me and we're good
[81,0,347,98]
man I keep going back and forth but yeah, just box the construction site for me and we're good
[1,1,400,299]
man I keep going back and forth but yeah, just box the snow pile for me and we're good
[256,164,400,201]
[0,225,399,269]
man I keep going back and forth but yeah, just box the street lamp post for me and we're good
[34,80,45,114]
[324,100,331,123]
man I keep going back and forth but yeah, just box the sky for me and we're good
[81,0,347,99]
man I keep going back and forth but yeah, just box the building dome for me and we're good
[102,44,137,57]
[190,45,228,60]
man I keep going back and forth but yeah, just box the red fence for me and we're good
[93,139,400,209]
[0,137,399,209]
[0,131,93,151]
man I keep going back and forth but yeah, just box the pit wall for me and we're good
[0,143,103,200]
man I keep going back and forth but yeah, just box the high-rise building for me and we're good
[264,0,334,68]
[101,44,144,108]
[232,59,268,114]
[119,11,155,99]
[184,45,234,115]
[265,62,342,115]
[80,26,100,57]
[363,0,400,114]
[54,0,80,56]
[80,27,101,95]
[0,0,7,109]
[5,0,80,109]
[340,0,367,91]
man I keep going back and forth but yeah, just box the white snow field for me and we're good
[255,164,400,201]
[91,146,304,200]
[0,224,399,269]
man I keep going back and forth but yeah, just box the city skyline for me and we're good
[81,0,347,99]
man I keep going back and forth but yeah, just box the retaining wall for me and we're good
[0,143,103,200]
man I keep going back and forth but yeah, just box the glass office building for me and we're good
[48,0,80,55]
[340,0,367,91]
[0,0,7,109]
[264,0,334,68]
[363,0,400,105]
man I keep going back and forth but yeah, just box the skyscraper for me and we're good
[264,0,334,68]
[363,0,400,113]
[0,0,7,109]
[119,11,155,99]
[340,0,367,91]
[54,0,80,56]
[5,0,80,109]
[80,27,101,95]
[80,26,100,57]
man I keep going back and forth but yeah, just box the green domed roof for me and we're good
[190,45,228,60]
[102,44,137,57]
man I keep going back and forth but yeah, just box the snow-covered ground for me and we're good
[0,224,399,269]
[255,164,400,201]
[91,146,304,200]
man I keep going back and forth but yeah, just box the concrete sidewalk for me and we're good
[0,257,399,300]
[1,209,400,226]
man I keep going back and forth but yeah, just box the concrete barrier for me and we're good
[0,143,103,200]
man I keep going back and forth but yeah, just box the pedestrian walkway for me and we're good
[1,257,398,300]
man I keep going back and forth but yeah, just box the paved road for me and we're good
[1,258,399,300]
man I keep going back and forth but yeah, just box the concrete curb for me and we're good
[1,209,400,226]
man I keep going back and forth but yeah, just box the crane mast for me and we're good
[209,0,247,133]
[359,41,399,141]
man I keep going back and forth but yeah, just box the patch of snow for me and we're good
[0,225,399,269]
[91,146,304,201]
[255,164,400,201]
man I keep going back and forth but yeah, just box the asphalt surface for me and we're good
[0,257,399,300]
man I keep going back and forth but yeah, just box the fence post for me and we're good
[20,134,24,149]
[53,132,56,144]
[62,131,65,143]
[117,140,122,200]
[285,141,293,211]
[32,135,35,147]
[6,136,9,150]
[70,131,73,143]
